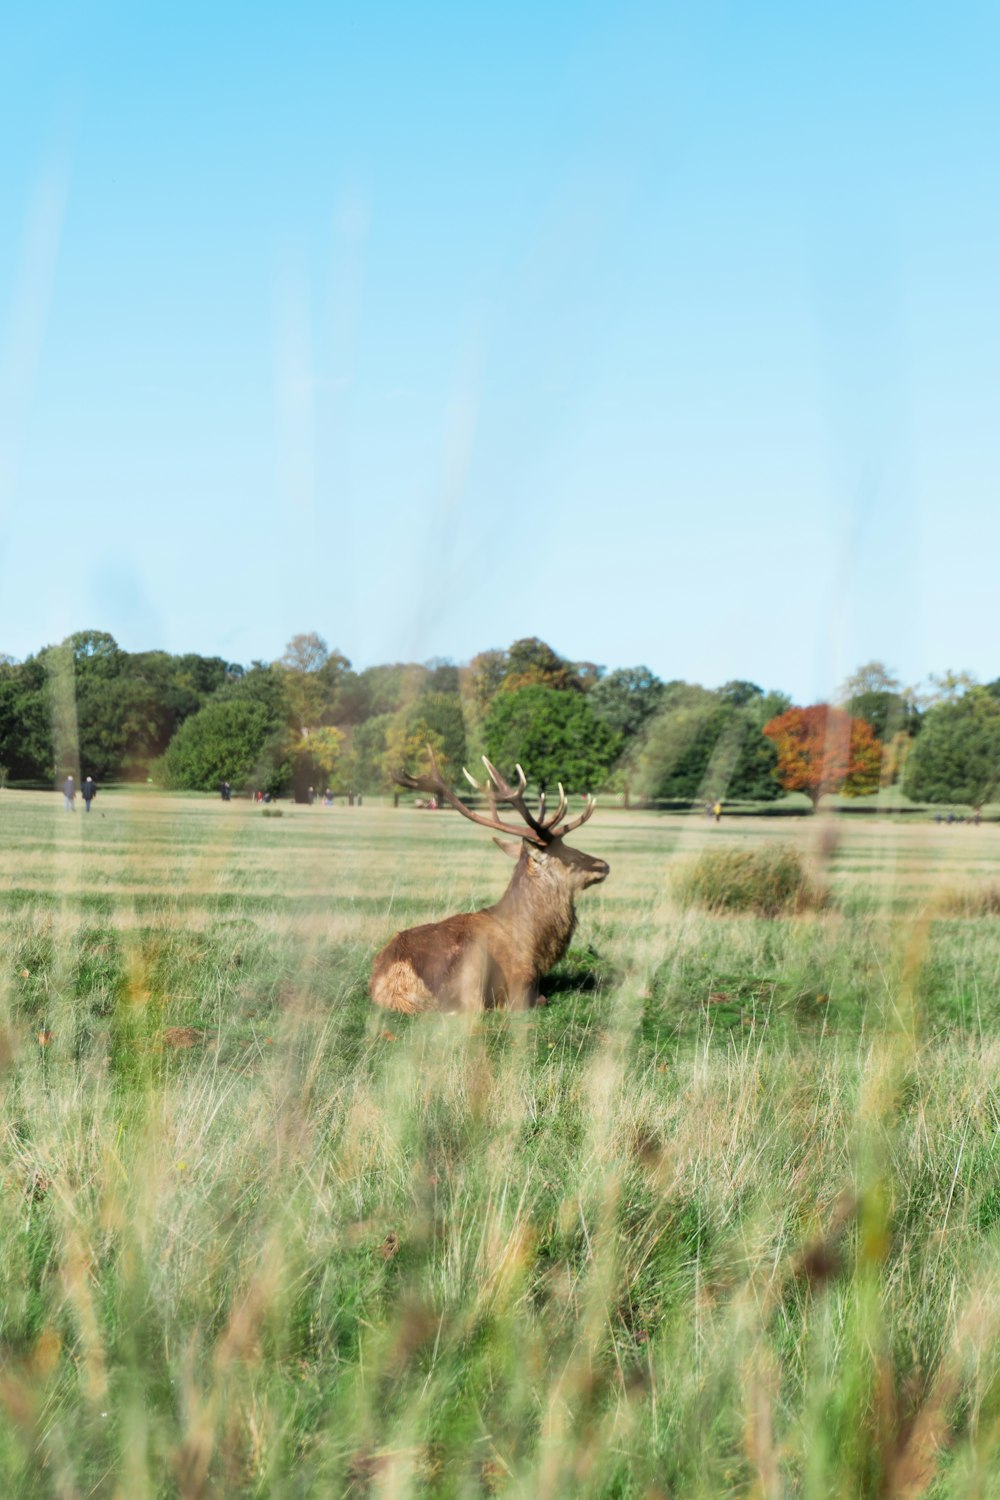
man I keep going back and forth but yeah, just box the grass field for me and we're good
[3,789,1000,1497]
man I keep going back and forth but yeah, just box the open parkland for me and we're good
[2,788,1000,1495]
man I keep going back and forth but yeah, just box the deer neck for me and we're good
[491,851,578,974]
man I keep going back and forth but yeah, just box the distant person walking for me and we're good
[82,776,96,812]
[62,775,75,811]
[713,801,722,823]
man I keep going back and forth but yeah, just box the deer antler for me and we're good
[396,747,547,844]
[537,784,568,831]
[477,757,553,840]
[399,749,596,843]
[549,794,597,837]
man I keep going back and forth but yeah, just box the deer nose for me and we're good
[593,860,610,881]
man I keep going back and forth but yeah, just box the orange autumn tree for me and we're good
[763,704,882,809]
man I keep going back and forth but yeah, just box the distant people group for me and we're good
[206,783,372,806]
[62,775,97,812]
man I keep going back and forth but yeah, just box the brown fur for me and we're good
[370,837,609,1014]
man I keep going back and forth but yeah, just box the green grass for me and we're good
[4,791,1000,1495]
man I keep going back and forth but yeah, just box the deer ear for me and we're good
[492,837,522,861]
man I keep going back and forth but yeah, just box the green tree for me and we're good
[64,629,125,676]
[633,687,715,801]
[751,689,793,729]
[636,694,781,803]
[114,651,230,773]
[37,632,128,780]
[482,685,621,793]
[407,691,467,773]
[589,666,666,740]
[0,656,51,781]
[723,712,783,800]
[156,661,291,792]
[346,714,394,794]
[358,662,430,717]
[903,688,1000,809]
[217,662,290,723]
[381,719,449,796]
[323,668,369,725]
[424,658,461,695]
[717,679,765,709]
[838,661,920,745]
[26,632,228,782]
[318,651,365,723]
[155,698,278,791]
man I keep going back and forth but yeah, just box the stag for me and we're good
[370,751,609,1013]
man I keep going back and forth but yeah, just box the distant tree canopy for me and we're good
[903,689,1000,808]
[717,679,765,709]
[837,660,920,743]
[502,637,585,694]
[467,637,597,713]
[922,669,979,706]
[635,692,781,803]
[589,666,666,740]
[0,636,955,806]
[0,631,235,783]
[405,691,468,774]
[482,686,621,794]
[764,704,882,808]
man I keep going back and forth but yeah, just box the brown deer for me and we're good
[370,751,610,1013]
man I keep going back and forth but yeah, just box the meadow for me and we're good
[2,790,1000,1497]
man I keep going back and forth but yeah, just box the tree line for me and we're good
[1,633,999,809]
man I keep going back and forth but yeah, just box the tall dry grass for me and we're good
[2,792,1000,1494]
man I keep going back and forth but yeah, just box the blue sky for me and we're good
[2,2,999,700]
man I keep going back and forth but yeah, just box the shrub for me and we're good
[674,843,826,917]
[155,698,274,791]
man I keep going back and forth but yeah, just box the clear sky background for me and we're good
[2,2,999,701]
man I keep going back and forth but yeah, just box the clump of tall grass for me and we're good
[674,843,827,917]
[932,883,1000,917]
